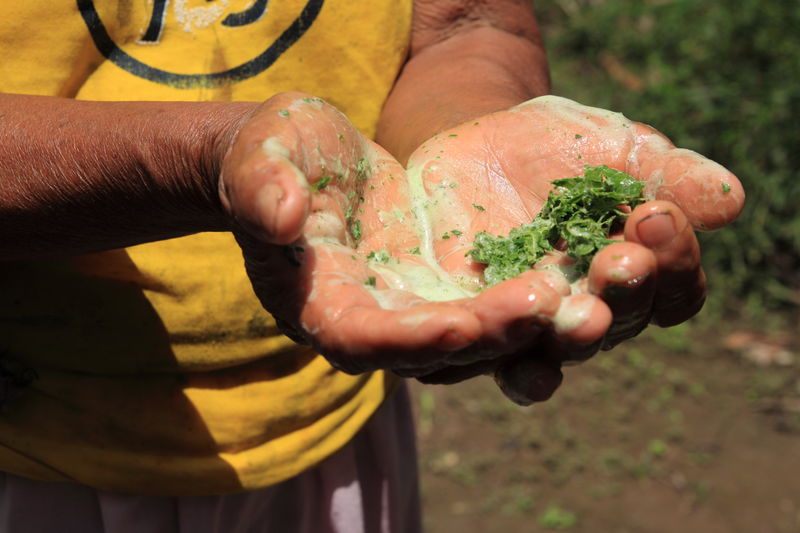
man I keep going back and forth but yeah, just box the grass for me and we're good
[538,505,578,530]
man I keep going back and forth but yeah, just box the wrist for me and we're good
[0,96,260,258]
[378,25,550,163]
[190,102,258,231]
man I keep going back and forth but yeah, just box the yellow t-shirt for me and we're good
[0,1,411,495]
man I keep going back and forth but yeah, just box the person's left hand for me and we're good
[396,95,744,402]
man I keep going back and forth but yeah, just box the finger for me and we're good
[392,363,450,379]
[412,358,504,385]
[312,268,562,373]
[625,200,706,326]
[220,146,311,244]
[552,293,613,345]
[355,153,420,253]
[458,269,563,361]
[221,92,370,245]
[494,356,563,406]
[299,253,483,373]
[544,293,613,364]
[314,302,483,374]
[630,123,745,230]
[588,241,658,349]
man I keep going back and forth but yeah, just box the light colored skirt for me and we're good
[0,384,421,533]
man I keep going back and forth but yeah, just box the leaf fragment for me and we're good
[470,165,645,285]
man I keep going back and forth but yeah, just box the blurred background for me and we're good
[411,1,800,531]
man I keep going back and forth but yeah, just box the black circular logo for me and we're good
[77,0,324,89]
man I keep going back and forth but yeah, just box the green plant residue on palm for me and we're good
[470,165,644,285]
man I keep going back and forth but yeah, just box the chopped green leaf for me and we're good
[448,134,458,138]
[311,175,332,193]
[451,229,463,236]
[722,183,731,194]
[367,249,391,263]
[575,133,583,139]
[472,203,486,211]
[365,276,376,288]
[355,158,371,182]
[470,165,645,285]
[350,220,362,241]
[278,109,290,117]
[442,233,451,240]
[408,246,421,255]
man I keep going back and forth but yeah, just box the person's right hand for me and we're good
[217,93,605,402]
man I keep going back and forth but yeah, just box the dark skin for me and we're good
[0,0,744,404]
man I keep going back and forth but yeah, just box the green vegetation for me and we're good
[537,0,800,319]
[471,165,643,284]
[538,505,578,530]
[414,321,800,532]
[349,219,362,241]
[366,249,391,263]
[310,174,332,193]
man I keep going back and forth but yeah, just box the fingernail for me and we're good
[256,183,285,237]
[552,296,593,335]
[636,211,677,249]
[602,273,652,301]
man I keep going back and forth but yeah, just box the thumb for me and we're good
[219,142,311,245]
[630,123,745,231]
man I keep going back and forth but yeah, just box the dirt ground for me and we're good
[409,319,800,533]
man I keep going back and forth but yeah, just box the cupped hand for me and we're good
[218,93,744,405]
[400,95,744,402]
[218,93,583,386]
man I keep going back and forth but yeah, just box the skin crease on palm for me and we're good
[220,92,745,405]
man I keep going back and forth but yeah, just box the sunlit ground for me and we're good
[411,320,800,532]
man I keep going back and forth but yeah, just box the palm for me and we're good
[248,99,639,372]
[223,95,489,375]
[400,96,743,278]
[228,96,579,379]
[354,97,640,292]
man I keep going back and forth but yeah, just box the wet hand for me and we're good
[218,93,744,404]
[218,93,592,381]
[400,95,744,403]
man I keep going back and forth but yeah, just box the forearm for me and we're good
[377,1,550,163]
[0,94,254,259]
